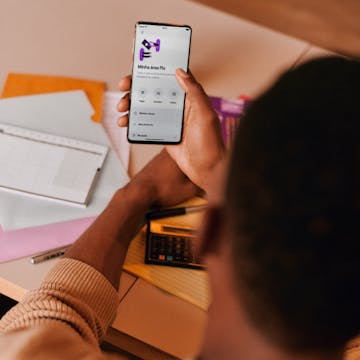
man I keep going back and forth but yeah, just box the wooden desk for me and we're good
[191,0,360,57]
[0,0,325,358]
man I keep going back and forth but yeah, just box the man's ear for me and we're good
[197,206,224,258]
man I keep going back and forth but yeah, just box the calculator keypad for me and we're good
[146,233,204,270]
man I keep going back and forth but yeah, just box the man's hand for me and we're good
[65,150,199,288]
[117,69,226,193]
[128,148,200,209]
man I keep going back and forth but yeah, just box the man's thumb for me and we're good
[175,68,208,104]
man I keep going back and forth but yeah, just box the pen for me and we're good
[29,245,71,264]
[146,205,207,220]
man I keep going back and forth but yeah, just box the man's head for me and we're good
[205,57,360,356]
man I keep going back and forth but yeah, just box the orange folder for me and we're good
[1,73,106,122]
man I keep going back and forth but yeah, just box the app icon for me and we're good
[169,89,178,99]
[154,88,163,99]
[138,88,147,98]
[139,38,161,61]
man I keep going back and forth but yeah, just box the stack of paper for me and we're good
[0,91,129,231]
[1,73,105,122]
[1,73,131,171]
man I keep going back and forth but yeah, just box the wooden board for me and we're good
[190,0,360,57]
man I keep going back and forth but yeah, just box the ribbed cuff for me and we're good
[43,258,120,332]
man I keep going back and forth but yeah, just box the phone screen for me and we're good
[128,22,192,144]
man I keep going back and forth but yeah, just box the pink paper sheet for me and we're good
[0,217,96,263]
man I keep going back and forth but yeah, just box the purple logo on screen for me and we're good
[139,39,161,61]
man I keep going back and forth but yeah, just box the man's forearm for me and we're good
[0,182,155,347]
[65,182,154,289]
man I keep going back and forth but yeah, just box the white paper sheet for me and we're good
[0,91,129,230]
[101,91,130,171]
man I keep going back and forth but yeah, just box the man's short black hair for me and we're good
[226,56,360,352]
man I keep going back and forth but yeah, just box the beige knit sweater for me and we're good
[0,258,359,359]
[0,258,126,359]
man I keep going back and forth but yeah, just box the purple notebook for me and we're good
[210,96,250,148]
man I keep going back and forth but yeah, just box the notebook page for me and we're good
[0,124,107,205]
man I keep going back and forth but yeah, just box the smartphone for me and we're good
[128,21,192,144]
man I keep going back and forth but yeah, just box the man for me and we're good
[1,56,359,359]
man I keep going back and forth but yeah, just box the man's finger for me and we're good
[118,75,132,91]
[117,114,128,127]
[117,94,129,112]
[175,68,212,111]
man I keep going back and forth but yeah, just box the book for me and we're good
[210,96,250,147]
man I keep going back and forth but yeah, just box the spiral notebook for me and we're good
[0,123,108,206]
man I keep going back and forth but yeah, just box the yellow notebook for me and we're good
[124,197,210,311]
[1,73,105,122]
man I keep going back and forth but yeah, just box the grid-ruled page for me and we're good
[0,124,108,205]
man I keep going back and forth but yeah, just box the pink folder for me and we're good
[0,217,96,263]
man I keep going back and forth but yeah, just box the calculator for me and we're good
[145,220,205,270]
